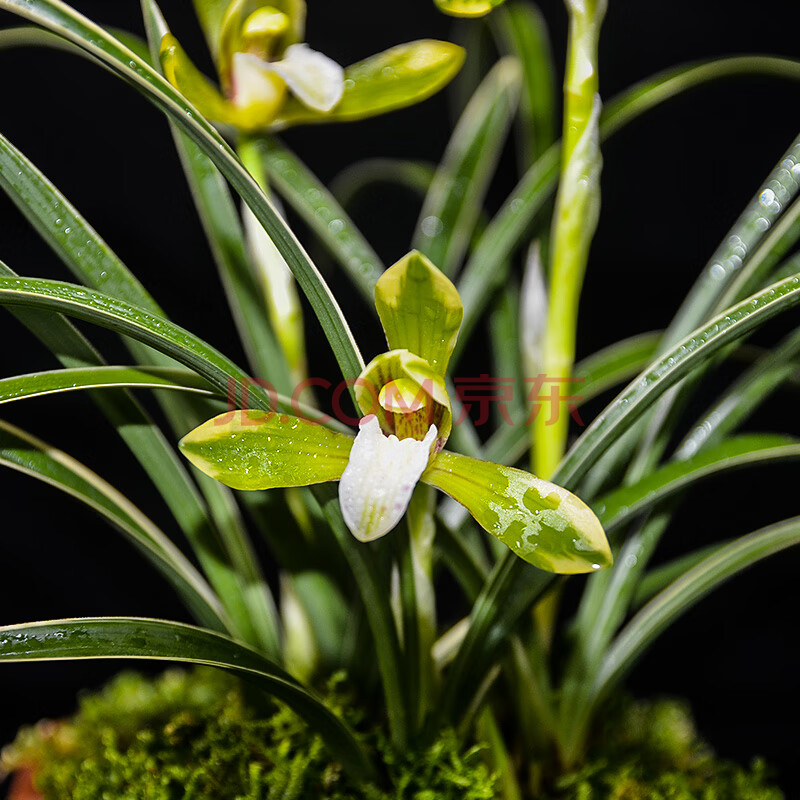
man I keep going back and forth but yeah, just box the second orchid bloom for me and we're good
[181,253,612,574]
[160,0,465,132]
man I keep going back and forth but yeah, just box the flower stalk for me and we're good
[534,0,606,479]
[238,134,308,387]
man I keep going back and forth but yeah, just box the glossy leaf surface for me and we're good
[0,366,215,404]
[413,57,521,276]
[0,616,374,780]
[0,422,226,631]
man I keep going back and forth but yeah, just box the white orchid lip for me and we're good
[264,43,345,112]
[231,51,286,113]
[338,415,438,542]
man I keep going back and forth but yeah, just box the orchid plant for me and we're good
[1,0,800,797]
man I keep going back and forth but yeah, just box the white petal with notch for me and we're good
[339,416,437,542]
[231,52,285,110]
[266,43,345,112]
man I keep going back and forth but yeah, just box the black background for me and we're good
[2,0,800,792]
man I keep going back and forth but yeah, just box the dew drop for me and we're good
[420,215,443,237]
[759,188,776,208]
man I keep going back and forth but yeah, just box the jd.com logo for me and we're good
[216,374,585,427]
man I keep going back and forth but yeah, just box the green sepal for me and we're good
[375,251,463,375]
[192,0,234,59]
[179,410,353,490]
[422,450,612,573]
[434,0,507,18]
[219,0,305,85]
[160,32,245,126]
[356,349,452,445]
[274,40,465,128]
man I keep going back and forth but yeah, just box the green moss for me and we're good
[2,669,497,800]
[3,675,784,799]
[546,698,784,800]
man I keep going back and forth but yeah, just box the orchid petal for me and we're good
[434,0,507,17]
[422,450,612,573]
[266,44,345,112]
[355,349,452,445]
[273,40,465,128]
[374,251,463,375]
[180,410,353,490]
[219,0,306,78]
[160,33,243,126]
[339,416,437,542]
[230,51,287,126]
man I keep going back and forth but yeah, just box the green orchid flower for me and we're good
[161,0,466,132]
[180,253,611,574]
[434,0,508,18]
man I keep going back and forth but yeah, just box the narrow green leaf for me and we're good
[431,553,552,730]
[0,277,278,414]
[0,366,216,404]
[456,56,800,351]
[631,542,727,610]
[0,102,282,656]
[0,422,227,632]
[438,274,800,728]
[714,195,800,317]
[489,281,525,425]
[456,145,558,351]
[677,326,800,458]
[317,488,409,750]
[0,262,254,645]
[480,332,661,467]
[142,2,291,658]
[275,40,466,127]
[601,55,800,141]
[141,0,292,392]
[597,435,800,532]
[621,142,800,483]
[180,409,353,490]
[0,128,163,317]
[557,273,800,489]
[255,135,385,300]
[0,0,365,385]
[0,616,375,781]
[332,158,434,209]
[574,332,663,399]
[491,2,557,166]
[594,517,800,707]
[413,57,521,276]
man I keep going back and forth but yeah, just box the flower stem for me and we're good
[238,134,309,389]
[533,0,606,480]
